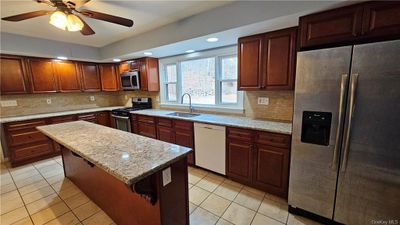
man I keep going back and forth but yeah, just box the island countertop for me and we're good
[37,121,192,186]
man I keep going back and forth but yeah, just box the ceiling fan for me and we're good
[1,0,134,35]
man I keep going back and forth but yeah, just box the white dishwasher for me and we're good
[194,123,226,175]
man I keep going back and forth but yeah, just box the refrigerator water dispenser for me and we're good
[301,111,332,146]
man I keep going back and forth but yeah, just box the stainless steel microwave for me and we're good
[120,70,140,90]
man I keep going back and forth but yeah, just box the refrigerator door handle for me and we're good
[340,73,359,172]
[331,74,349,170]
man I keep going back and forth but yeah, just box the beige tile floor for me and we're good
[1,157,321,225]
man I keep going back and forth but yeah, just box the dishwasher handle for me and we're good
[194,122,225,131]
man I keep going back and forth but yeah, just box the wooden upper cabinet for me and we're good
[80,63,101,92]
[0,55,29,94]
[299,1,400,49]
[53,61,81,92]
[99,64,119,91]
[238,35,263,90]
[139,57,159,92]
[119,61,131,73]
[362,1,400,39]
[299,4,363,49]
[27,58,58,93]
[238,28,296,91]
[263,27,297,90]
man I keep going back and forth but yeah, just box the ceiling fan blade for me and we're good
[75,15,95,35]
[79,9,133,27]
[2,10,53,22]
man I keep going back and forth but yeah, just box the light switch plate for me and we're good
[162,167,172,186]
[0,100,18,107]
[46,98,52,104]
[258,97,269,105]
[90,96,95,101]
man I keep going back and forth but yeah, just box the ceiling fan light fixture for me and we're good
[67,14,84,32]
[49,11,68,30]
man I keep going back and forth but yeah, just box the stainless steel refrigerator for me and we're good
[289,39,400,225]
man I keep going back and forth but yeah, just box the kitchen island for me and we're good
[37,121,192,225]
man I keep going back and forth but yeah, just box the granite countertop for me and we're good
[131,109,292,135]
[37,121,192,186]
[0,106,124,123]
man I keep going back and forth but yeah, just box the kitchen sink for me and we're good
[166,112,200,118]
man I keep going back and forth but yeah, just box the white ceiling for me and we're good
[0,0,231,47]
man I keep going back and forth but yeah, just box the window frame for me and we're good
[159,46,243,110]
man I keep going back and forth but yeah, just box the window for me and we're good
[160,46,243,110]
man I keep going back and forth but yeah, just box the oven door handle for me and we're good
[112,115,130,120]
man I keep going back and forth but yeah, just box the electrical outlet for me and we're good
[125,95,128,100]
[257,97,269,105]
[162,167,172,186]
[156,96,160,102]
[90,96,95,101]
[0,100,18,107]
[46,98,52,104]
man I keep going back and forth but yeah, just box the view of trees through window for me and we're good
[162,52,241,107]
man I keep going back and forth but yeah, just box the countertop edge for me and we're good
[130,110,292,135]
[0,106,124,124]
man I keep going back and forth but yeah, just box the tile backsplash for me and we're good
[0,90,293,121]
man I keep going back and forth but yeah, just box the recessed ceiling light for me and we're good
[206,37,218,42]
[113,58,121,62]
[185,50,195,53]
[57,56,68,60]
[143,52,153,56]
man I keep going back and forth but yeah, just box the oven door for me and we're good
[112,115,131,132]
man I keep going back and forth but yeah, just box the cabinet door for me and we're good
[362,1,400,39]
[226,140,252,184]
[238,35,263,90]
[0,56,29,94]
[139,58,160,92]
[137,122,157,138]
[263,27,297,90]
[299,4,364,49]
[253,144,289,197]
[53,61,81,92]
[119,62,131,73]
[175,129,194,165]
[80,63,101,92]
[99,64,119,91]
[97,112,110,127]
[157,126,175,143]
[27,58,58,93]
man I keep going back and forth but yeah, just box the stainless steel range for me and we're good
[111,97,152,132]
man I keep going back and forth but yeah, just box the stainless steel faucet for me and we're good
[181,93,194,113]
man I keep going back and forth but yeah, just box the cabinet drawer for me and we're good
[7,129,49,146]
[255,131,290,148]
[13,141,53,161]
[5,119,47,131]
[157,118,173,127]
[227,127,253,142]
[51,115,76,124]
[78,113,97,123]
[137,115,155,124]
[174,120,193,131]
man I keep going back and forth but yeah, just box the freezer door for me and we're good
[289,46,352,218]
[334,40,400,224]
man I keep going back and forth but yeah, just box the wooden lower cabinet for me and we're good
[226,140,253,184]
[157,126,175,143]
[253,144,289,197]
[226,127,291,198]
[3,111,113,166]
[138,122,157,138]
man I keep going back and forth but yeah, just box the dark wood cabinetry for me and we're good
[0,55,29,94]
[80,63,101,92]
[27,58,58,93]
[139,58,160,92]
[299,1,400,49]
[53,61,81,92]
[3,111,113,166]
[226,127,291,198]
[132,115,195,165]
[99,64,120,91]
[238,27,297,91]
